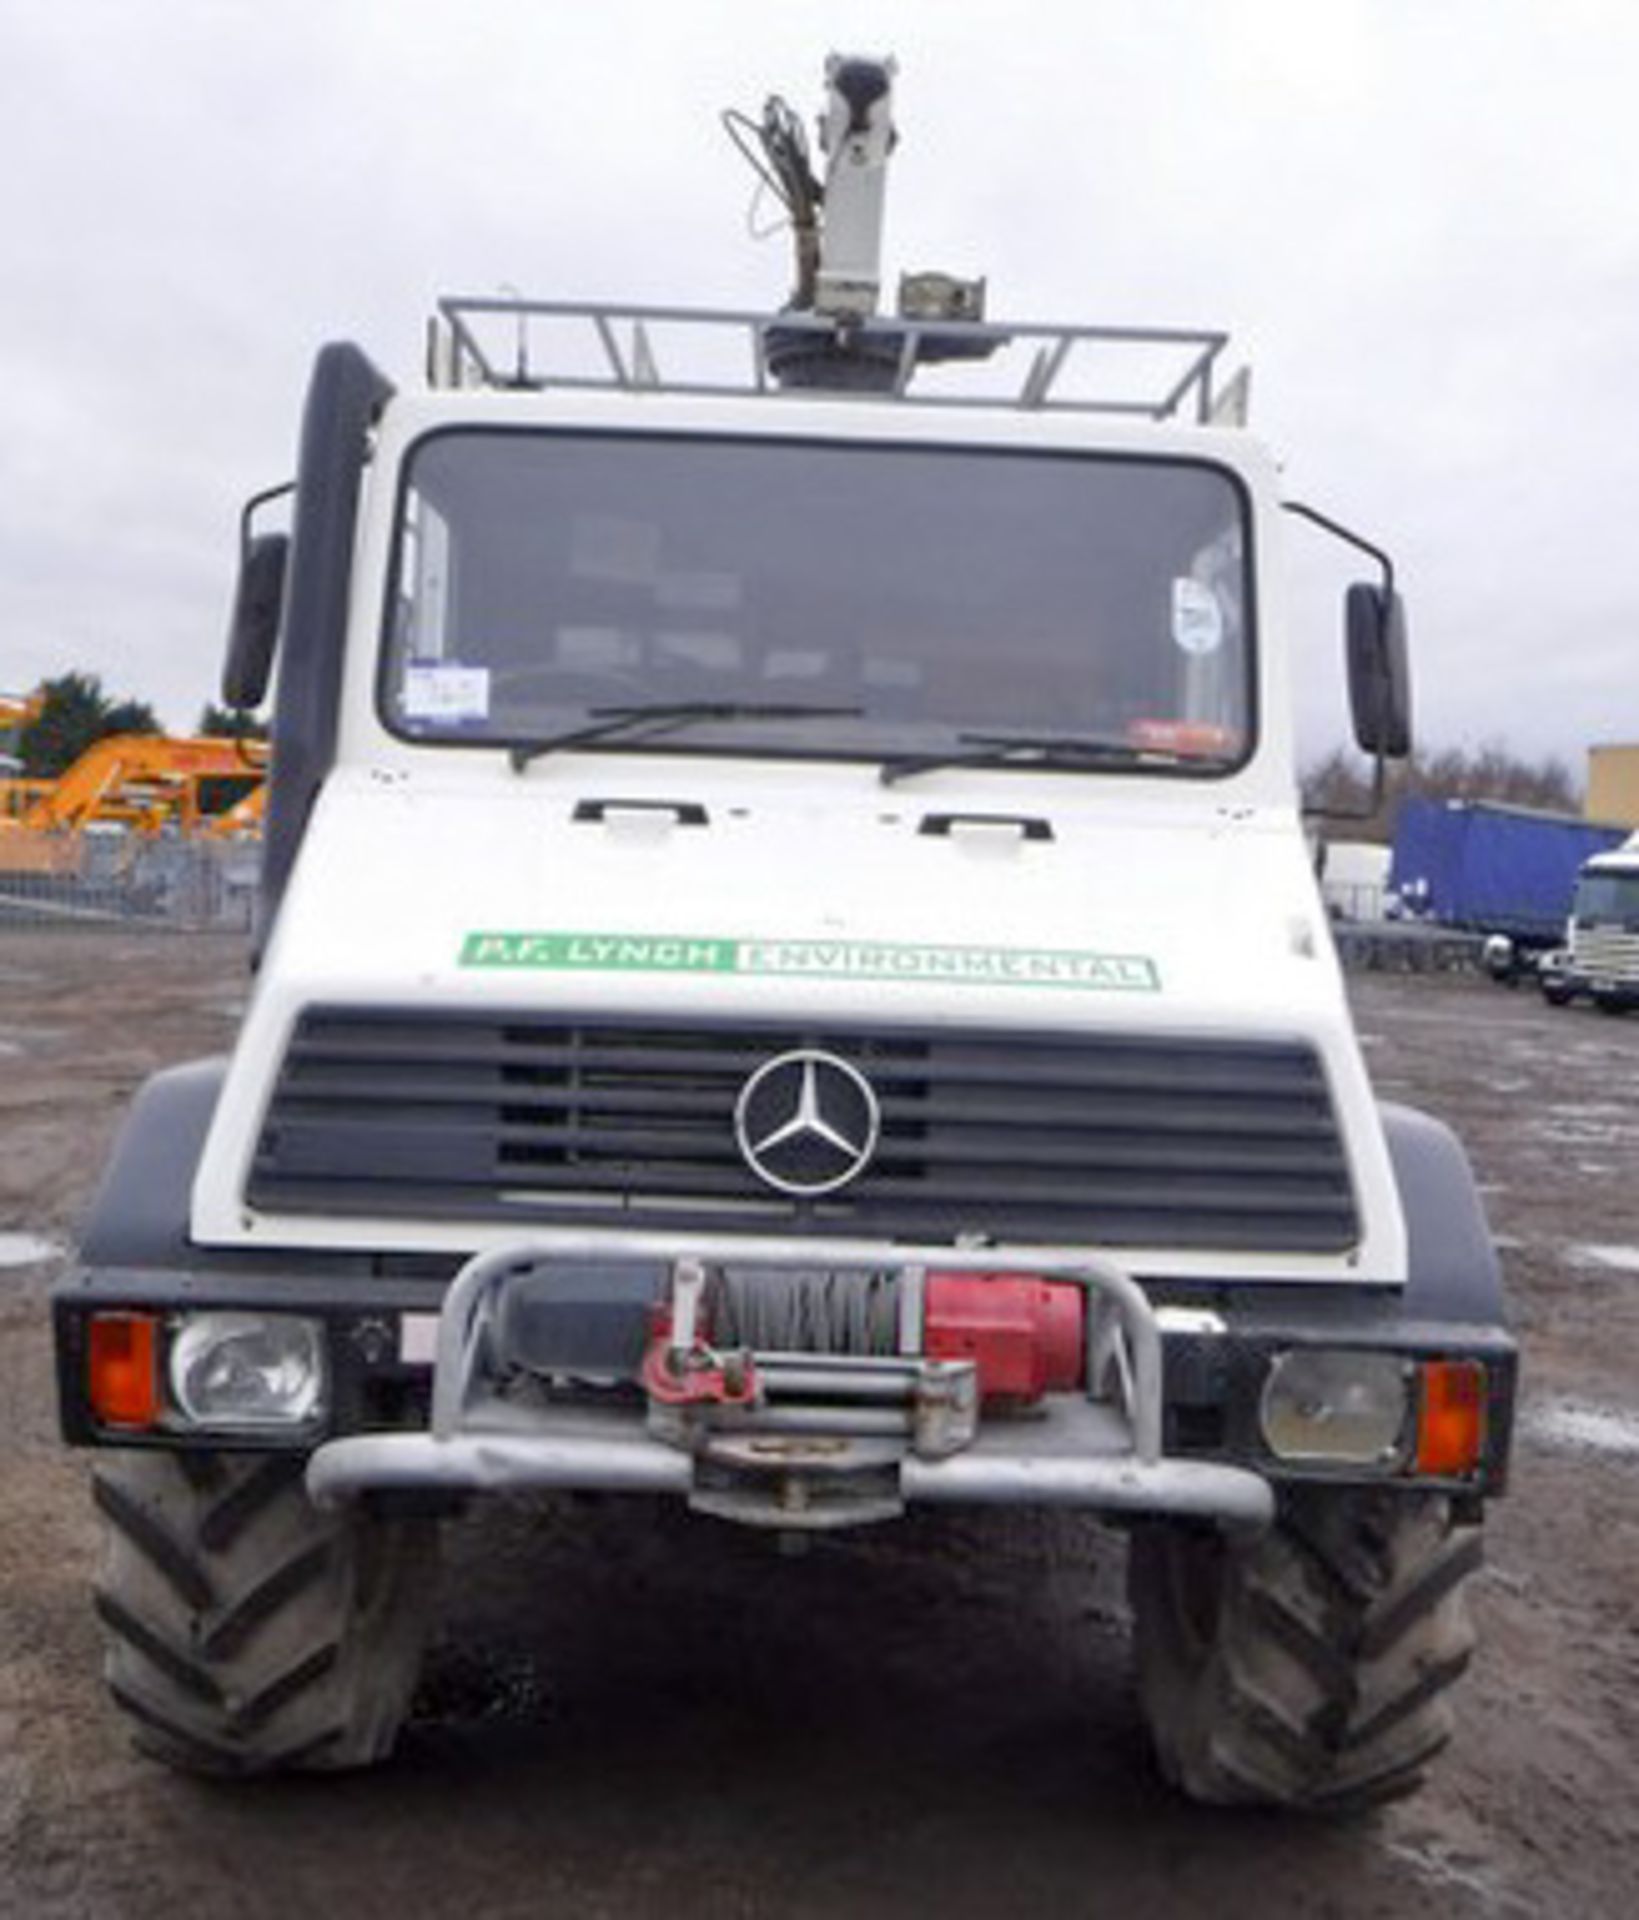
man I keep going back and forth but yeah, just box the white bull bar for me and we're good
[306,1233,1275,1532]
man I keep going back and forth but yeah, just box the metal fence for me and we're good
[1330,920,1483,973]
[0,831,261,931]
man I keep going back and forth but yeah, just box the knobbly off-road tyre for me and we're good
[92,1449,437,1776]
[1128,1489,1481,1814]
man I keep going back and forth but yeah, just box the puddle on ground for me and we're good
[0,1231,62,1268]
[1527,1398,1639,1458]
[412,1643,548,1725]
[1566,1244,1639,1274]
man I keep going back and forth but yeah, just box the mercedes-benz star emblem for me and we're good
[734,1050,881,1196]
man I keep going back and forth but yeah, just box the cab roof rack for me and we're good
[427,296,1239,424]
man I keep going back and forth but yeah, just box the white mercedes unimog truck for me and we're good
[56,58,1515,1809]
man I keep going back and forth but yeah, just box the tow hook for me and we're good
[641,1342,763,1410]
[643,1258,763,1443]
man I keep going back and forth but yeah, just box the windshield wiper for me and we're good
[878,731,1188,787]
[509,702,863,773]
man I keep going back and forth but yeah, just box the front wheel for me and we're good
[1128,1490,1481,1814]
[92,1450,437,1775]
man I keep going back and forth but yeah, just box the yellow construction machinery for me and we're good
[0,733,267,878]
[0,689,46,732]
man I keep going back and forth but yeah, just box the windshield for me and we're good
[1575,870,1639,925]
[380,430,1253,771]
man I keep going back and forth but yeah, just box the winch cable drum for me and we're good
[704,1266,903,1357]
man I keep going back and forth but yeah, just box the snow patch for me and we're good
[1566,1244,1639,1274]
[0,1231,62,1268]
[1528,1398,1639,1457]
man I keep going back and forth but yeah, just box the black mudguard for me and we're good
[78,1059,230,1273]
[1377,1100,1508,1330]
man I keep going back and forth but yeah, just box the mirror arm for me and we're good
[1281,499,1394,599]
[240,479,296,564]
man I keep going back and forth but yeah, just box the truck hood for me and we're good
[259,770,1336,1028]
[193,765,1406,1280]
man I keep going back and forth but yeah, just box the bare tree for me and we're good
[1301,740,1583,841]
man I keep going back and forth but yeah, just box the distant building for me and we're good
[1317,839,1393,921]
[1587,744,1639,829]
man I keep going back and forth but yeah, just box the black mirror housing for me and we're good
[1345,582,1411,759]
[223,531,290,712]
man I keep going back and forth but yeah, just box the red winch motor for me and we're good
[922,1272,1085,1405]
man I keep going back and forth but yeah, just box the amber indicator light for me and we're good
[87,1313,161,1430]
[1417,1359,1486,1477]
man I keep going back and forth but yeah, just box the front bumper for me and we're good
[303,1237,1268,1533]
[309,1394,1275,1529]
[59,1229,1517,1522]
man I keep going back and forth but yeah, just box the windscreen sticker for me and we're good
[460,931,1159,992]
[1171,577,1224,655]
[402,663,491,722]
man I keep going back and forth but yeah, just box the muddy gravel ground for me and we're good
[2,930,1637,1919]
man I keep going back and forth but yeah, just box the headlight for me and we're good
[168,1312,326,1428]
[1259,1348,1410,1466]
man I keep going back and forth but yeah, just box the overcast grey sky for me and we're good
[4,0,1635,773]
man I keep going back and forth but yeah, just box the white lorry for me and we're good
[1543,832,1639,1010]
[56,56,1514,1810]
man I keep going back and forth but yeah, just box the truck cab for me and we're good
[1560,834,1639,1009]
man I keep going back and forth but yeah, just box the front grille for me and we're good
[1575,929,1639,980]
[248,1009,1359,1253]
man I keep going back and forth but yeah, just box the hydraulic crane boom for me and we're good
[811,53,897,318]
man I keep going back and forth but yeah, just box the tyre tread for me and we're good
[92,1450,434,1777]
[92,1470,215,1612]
[1130,1493,1483,1814]
[93,1588,222,1704]
[201,1537,335,1659]
[199,1455,307,1553]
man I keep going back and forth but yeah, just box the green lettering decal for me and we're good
[462,931,736,974]
[461,930,1158,991]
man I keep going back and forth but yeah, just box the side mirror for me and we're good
[1345,582,1411,759]
[223,531,290,711]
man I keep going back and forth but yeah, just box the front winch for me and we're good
[305,1236,1275,1536]
[639,1257,979,1522]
